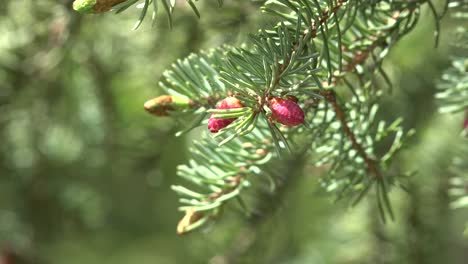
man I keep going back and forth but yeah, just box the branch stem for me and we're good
[270,0,348,92]
[321,90,383,181]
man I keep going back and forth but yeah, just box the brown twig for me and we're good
[315,8,419,181]
[321,90,383,181]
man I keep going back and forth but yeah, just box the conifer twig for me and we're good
[321,90,383,181]
[272,0,348,90]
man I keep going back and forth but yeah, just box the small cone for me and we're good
[268,97,304,126]
[208,97,244,133]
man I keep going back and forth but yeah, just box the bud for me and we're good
[217,96,243,109]
[268,97,305,126]
[73,0,127,14]
[144,95,193,116]
[177,208,204,235]
[208,97,244,133]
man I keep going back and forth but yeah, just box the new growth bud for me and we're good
[208,97,244,133]
[268,96,305,126]
[73,0,127,14]
[177,208,204,235]
[144,95,193,116]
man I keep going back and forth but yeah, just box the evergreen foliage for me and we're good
[72,0,466,235]
[2,0,468,262]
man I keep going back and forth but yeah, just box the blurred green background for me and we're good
[0,1,467,263]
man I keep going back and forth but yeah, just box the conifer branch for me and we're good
[166,0,436,231]
[74,0,452,232]
[272,0,348,87]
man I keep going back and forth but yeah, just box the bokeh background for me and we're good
[0,0,467,263]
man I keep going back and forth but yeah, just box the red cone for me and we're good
[268,97,304,126]
[208,97,244,133]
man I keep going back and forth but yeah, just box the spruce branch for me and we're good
[158,0,437,231]
[71,0,450,232]
[173,129,278,234]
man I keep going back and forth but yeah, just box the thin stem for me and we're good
[270,0,348,92]
[321,90,383,181]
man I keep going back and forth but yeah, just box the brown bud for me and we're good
[177,208,204,235]
[144,95,193,116]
